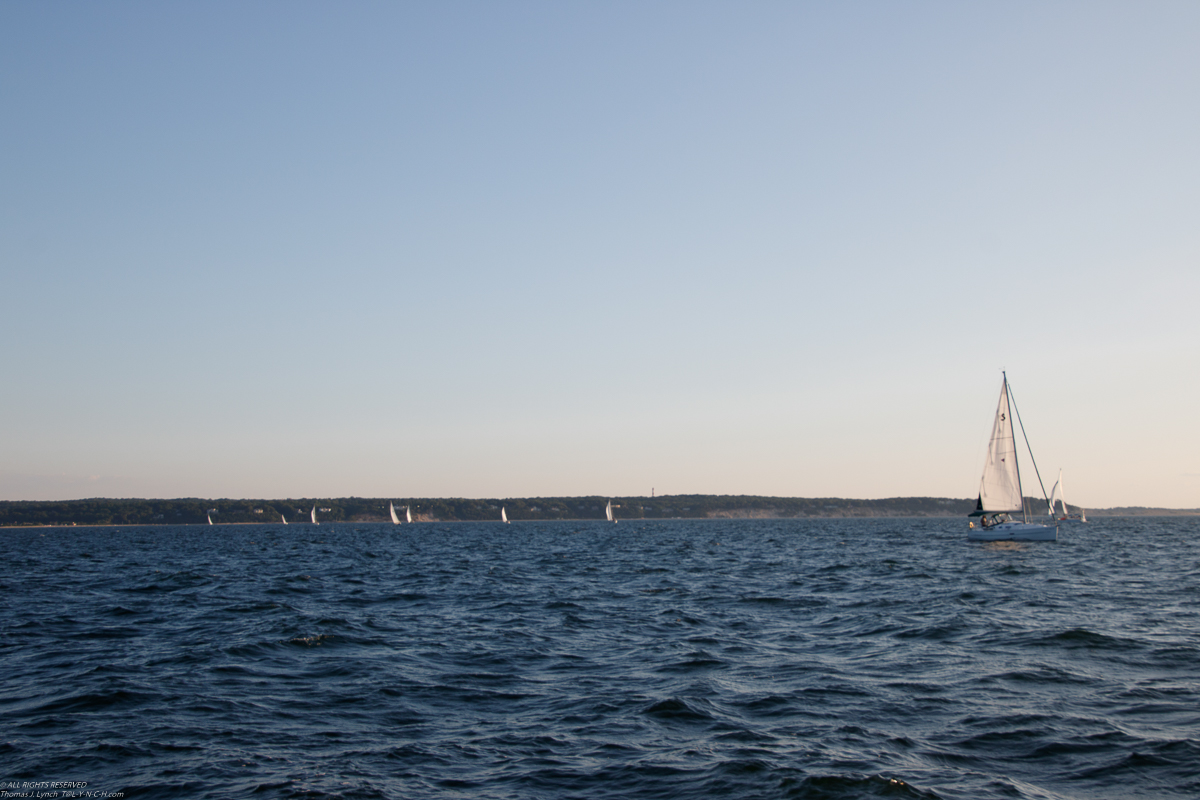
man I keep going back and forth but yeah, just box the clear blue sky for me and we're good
[3,2,1197,509]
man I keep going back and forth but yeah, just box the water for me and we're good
[1,517,1198,799]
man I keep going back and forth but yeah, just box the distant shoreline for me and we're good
[2,494,1196,528]
[3,511,1197,530]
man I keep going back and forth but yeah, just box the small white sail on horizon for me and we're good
[207,513,213,525]
[389,502,401,525]
[281,514,287,525]
[1049,471,1064,517]
[311,505,318,525]
[1050,470,1087,522]
[501,506,508,524]
[406,506,412,524]
[606,500,616,524]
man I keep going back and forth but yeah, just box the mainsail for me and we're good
[311,505,318,525]
[501,506,508,524]
[976,378,1024,515]
[390,502,400,525]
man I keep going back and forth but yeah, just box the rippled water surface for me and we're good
[2,518,1198,799]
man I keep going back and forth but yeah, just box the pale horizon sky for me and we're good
[3,2,1198,509]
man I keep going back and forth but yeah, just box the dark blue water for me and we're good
[2,518,1198,799]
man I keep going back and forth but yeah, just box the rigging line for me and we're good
[1007,379,1052,516]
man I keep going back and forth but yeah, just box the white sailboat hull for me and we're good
[968,522,1058,542]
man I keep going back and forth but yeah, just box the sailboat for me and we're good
[311,505,318,525]
[207,513,213,525]
[1049,470,1087,523]
[606,500,617,524]
[389,502,401,525]
[281,514,288,525]
[501,506,508,524]
[968,373,1057,541]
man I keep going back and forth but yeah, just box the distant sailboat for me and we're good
[501,506,508,524]
[1049,470,1087,523]
[281,514,288,525]
[406,506,412,524]
[390,502,401,525]
[968,373,1057,542]
[207,513,213,525]
[311,505,318,525]
[606,500,616,524]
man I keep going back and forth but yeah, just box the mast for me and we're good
[1004,372,1029,523]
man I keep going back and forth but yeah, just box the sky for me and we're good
[2,2,1198,509]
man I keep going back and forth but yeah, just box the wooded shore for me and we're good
[1,494,1162,527]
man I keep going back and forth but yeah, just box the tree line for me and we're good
[0,495,989,526]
